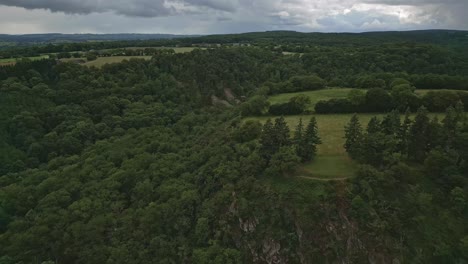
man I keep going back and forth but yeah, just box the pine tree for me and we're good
[398,108,412,155]
[302,117,321,162]
[293,118,304,145]
[454,101,465,123]
[344,114,363,159]
[367,117,381,134]
[381,110,401,135]
[427,116,443,150]
[259,119,276,160]
[443,105,458,147]
[443,102,466,148]
[408,106,430,162]
[293,118,307,161]
[273,116,291,147]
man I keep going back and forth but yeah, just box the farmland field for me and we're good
[128,47,201,53]
[0,55,49,66]
[103,46,203,53]
[83,56,153,67]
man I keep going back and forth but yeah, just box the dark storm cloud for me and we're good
[0,0,467,34]
[184,0,237,12]
[0,0,237,17]
[318,10,399,28]
[0,0,171,16]
[363,0,466,5]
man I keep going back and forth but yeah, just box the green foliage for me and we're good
[273,116,291,147]
[265,146,300,177]
[344,114,363,159]
[85,52,98,61]
[0,33,467,264]
[268,94,311,115]
[408,107,431,162]
[240,95,270,116]
[302,117,321,162]
[233,120,262,143]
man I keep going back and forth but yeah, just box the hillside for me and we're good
[0,31,467,263]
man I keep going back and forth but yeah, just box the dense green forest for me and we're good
[0,32,467,263]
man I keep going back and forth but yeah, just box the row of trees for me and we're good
[259,116,321,165]
[344,104,467,262]
[316,87,468,114]
[54,48,177,61]
[345,102,466,175]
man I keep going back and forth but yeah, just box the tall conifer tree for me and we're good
[302,117,321,161]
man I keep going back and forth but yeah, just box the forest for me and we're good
[0,31,467,263]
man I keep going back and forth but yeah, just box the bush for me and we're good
[268,94,311,115]
[315,99,358,114]
[269,75,326,94]
[86,53,98,61]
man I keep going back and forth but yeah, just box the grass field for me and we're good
[268,88,354,111]
[103,46,203,53]
[246,112,445,180]
[132,47,201,53]
[83,56,153,68]
[0,55,49,66]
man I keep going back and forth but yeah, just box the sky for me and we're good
[0,0,467,34]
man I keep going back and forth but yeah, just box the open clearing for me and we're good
[83,56,153,68]
[268,88,353,111]
[246,112,444,180]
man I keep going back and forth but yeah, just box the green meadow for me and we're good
[0,55,49,66]
[268,88,353,111]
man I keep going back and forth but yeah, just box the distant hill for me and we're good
[191,29,468,46]
[0,33,200,45]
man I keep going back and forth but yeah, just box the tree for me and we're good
[273,116,291,147]
[233,120,262,143]
[86,53,98,61]
[347,89,366,106]
[344,114,363,159]
[391,84,419,111]
[293,118,304,145]
[367,117,381,134]
[365,88,394,112]
[265,146,300,177]
[289,94,311,110]
[240,95,270,116]
[443,104,464,148]
[293,118,306,160]
[259,119,276,160]
[301,117,321,162]
[408,107,430,162]
[381,110,401,136]
[398,109,412,155]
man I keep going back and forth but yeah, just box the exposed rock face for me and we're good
[227,188,400,264]
[239,217,258,233]
[211,95,232,107]
[224,88,241,104]
[229,192,286,263]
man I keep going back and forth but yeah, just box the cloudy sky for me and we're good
[0,0,466,34]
